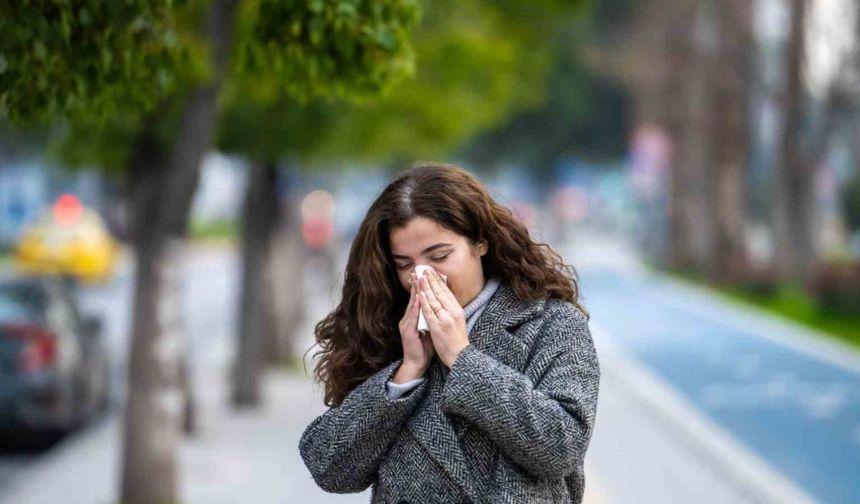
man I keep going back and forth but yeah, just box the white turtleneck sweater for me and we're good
[386,277,502,400]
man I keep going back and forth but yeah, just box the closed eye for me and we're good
[394,253,451,270]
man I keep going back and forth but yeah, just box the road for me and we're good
[563,228,859,504]
[0,245,240,503]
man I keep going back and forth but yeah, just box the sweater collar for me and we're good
[462,276,501,321]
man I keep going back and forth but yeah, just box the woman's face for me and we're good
[389,216,488,307]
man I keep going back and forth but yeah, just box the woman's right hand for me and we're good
[394,271,435,382]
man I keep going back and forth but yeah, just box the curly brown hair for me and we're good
[306,162,587,407]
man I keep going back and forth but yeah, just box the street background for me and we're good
[2,0,860,503]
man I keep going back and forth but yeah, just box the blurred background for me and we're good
[1,0,859,503]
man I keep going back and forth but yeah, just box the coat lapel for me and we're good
[407,359,480,502]
[406,282,545,502]
[470,282,545,368]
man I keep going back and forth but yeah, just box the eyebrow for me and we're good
[392,243,453,260]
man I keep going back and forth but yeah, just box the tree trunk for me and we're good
[121,233,186,504]
[708,0,752,283]
[664,0,702,273]
[119,1,237,502]
[232,161,279,407]
[265,196,306,367]
[683,4,717,273]
[120,126,182,504]
[625,0,700,270]
[772,0,815,285]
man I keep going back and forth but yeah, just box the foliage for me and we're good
[0,0,206,124]
[238,0,420,100]
[304,0,583,164]
[5,0,594,174]
[189,218,238,241]
[218,0,585,166]
[16,0,421,171]
[460,1,630,181]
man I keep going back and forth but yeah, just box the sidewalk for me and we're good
[0,345,608,504]
[0,245,605,504]
[185,366,609,504]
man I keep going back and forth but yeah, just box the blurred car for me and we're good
[0,275,111,436]
[14,194,120,284]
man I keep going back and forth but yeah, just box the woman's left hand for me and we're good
[418,269,470,369]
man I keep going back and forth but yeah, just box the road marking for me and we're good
[592,321,820,504]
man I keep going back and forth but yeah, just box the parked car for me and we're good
[14,194,120,284]
[0,275,111,437]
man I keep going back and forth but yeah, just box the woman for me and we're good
[299,162,600,503]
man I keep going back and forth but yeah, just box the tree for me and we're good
[593,0,702,269]
[772,0,811,285]
[1,1,420,502]
[588,0,753,282]
[460,1,631,187]
[218,0,588,406]
[772,0,860,285]
[706,0,753,283]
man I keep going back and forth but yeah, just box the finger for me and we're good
[420,276,442,309]
[420,291,446,336]
[427,272,459,312]
[410,288,421,316]
[428,271,460,314]
[418,291,440,327]
[429,269,456,302]
[407,279,420,319]
[403,275,420,323]
[405,278,416,310]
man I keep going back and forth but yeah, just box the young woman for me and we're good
[299,162,600,503]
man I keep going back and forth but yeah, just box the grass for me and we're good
[273,353,310,377]
[188,219,237,244]
[0,248,16,273]
[669,270,860,351]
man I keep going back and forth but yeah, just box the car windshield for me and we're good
[0,283,46,324]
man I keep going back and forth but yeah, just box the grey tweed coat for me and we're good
[299,282,601,503]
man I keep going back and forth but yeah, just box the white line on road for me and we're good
[592,321,821,504]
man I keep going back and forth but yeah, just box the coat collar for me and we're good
[473,281,546,332]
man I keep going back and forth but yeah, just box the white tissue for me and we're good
[414,265,447,333]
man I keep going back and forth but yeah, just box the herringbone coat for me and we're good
[299,282,601,503]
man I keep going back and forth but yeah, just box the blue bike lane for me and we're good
[581,269,860,504]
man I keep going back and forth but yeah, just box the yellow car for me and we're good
[13,195,120,284]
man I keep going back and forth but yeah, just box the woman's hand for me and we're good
[395,271,435,382]
[418,270,470,369]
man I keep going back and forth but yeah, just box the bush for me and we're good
[735,265,780,298]
[842,168,860,233]
[810,261,860,314]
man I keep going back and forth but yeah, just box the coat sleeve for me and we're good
[299,358,429,493]
[440,303,600,480]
